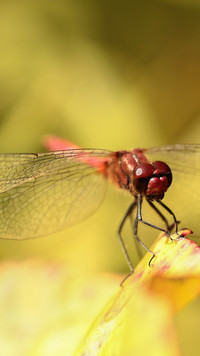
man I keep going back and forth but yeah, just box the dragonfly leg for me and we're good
[156,200,179,234]
[119,196,178,285]
[129,213,143,260]
[147,199,171,233]
[137,196,172,238]
[118,200,137,285]
[134,196,155,267]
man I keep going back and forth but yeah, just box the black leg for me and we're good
[134,196,155,266]
[156,200,179,234]
[137,196,171,237]
[118,195,179,286]
[147,199,170,232]
[129,213,143,260]
[118,200,137,283]
[119,197,156,286]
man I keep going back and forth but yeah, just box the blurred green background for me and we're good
[0,0,200,354]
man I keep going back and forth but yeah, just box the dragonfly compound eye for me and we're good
[132,161,172,200]
[132,163,154,194]
[152,161,172,187]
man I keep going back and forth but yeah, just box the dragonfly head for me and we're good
[132,161,172,201]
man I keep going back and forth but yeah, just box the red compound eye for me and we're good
[133,163,154,194]
[152,161,172,187]
[134,163,154,178]
[132,161,172,200]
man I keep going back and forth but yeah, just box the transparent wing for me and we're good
[0,150,111,239]
[146,144,200,232]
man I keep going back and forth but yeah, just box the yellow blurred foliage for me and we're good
[76,230,200,355]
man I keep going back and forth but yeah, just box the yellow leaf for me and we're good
[0,260,120,356]
[75,229,200,356]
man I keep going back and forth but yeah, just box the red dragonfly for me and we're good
[0,136,199,277]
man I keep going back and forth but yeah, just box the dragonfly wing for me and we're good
[0,150,109,239]
[146,144,200,174]
[146,144,200,231]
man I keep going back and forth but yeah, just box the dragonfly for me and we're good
[0,135,199,277]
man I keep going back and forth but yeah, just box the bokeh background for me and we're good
[0,0,200,355]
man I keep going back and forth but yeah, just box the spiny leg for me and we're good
[137,195,171,237]
[136,196,179,267]
[147,199,170,233]
[119,196,178,285]
[129,213,143,260]
[118,200,137,284]
[156,200,179,234]
[134,196,155,267]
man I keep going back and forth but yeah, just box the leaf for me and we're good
[0,229,199,356]
[0,260,120,356]
[75,229,200,356]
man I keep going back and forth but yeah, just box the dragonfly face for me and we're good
[132,160,172,200]
[102,150,172,201]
